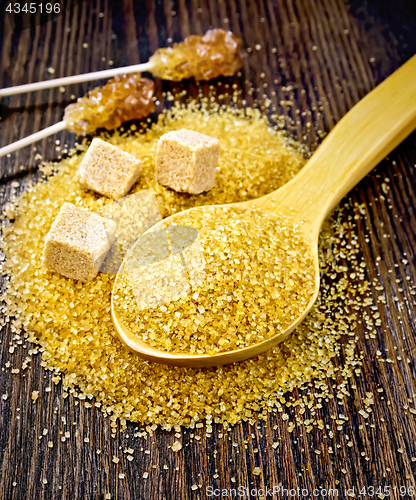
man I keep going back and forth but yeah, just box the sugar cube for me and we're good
[76,138,142,200]
[155,129,220,194]
[43,203,116,282]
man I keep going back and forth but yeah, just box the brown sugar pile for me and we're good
[0,102,371,430]
[113,206,315,354]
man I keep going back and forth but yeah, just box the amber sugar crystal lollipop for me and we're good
[0,73,155,157]
[149,28,243,81]
[0,29,243,157]
[62,73,155,136]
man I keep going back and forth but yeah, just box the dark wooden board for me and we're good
[1,0,416,499]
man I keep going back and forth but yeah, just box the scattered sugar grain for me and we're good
[171,440,182,452]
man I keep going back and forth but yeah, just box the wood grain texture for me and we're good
[0,0,416,499]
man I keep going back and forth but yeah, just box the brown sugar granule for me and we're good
[76,138,142,200]
[1,101,371,429]
[113,206,315,354]
[43,203,117,282]
[155,129,220,194]
[171,440,182,452]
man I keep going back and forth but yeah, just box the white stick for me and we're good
[0,62,154,97]
[0,121,67,158]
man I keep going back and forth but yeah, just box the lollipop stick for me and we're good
[0,62,153,97]
[0,121,67,158]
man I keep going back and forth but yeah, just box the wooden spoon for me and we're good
[111,54,416,367]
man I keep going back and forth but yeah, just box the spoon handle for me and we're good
[264,54,416,234]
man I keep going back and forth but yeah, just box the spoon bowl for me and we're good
[111,202,320,367]
[112,54,416,367]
